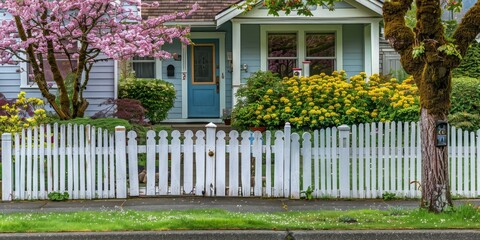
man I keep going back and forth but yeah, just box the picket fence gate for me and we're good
[2,122,480,201]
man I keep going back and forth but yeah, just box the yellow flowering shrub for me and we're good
[0,92,48,135]
[233,71,420,130]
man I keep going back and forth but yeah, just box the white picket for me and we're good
[195,131,206,196]
[463,130,469,197]
[273,131,285,197]
[39,125,45,199]
[302,132,312,193]
[79,125,85,199]
[115,126,127,198]
[451,126,457,195]
[72,125,79,199]
[103,129,109,198]
[370,123,376,198]
[351,125,358,198]
[389,122,396,194]
[477,130,480,197]
[409,122,416,197]
[384,122,390,193]
[84,125,91,199]
[415,122,421,197]
[216,131,226,196]
[108,132,115,198]
[240,131,251,197]
[20,130,26,199]
[158,130,169,195]
[313,130,320,197]
[170,131,181,195]
[146,130,156,196]
[26,128,32,200]
[365,124,371,198]
[265,131,272,197]
[469,132,475,197]
[97,128,103,198]
[89,126,96,199]
[127,131,139,197]
[290,133,300,199]
[458,128,464,196]
[46,124,52,195]
[284,123,291,197]
[377,122,384,196]
[396,122,403,195]
[358,124,364,198]
[319,129,326,196]
[53,123,59,193]
[32,127,38,200]
[228,131,240,196]
[14,132,20,200]
[252,131,263,197]
[325,128,332,196]
[183,130,194,195]
[2,133,12,201]
[61,124,68,194]
[205,124,216,196]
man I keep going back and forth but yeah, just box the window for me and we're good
[267,33,297,78]
[28,54,77,84]
[132,56,155,78]
[261,25,342,78]
[305,33,336,75]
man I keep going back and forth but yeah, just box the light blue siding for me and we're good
[161,40,183,119]
[219,21,233,110]
[342,25,365,77]
[0,60,115,117]
[241,25,261,83]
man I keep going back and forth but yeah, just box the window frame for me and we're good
[260,25,343,76]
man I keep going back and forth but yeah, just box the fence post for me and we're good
[115,126,127,198]
[338,125,351,198]
[205,122,217,196]
[284,122,291,197]
[2,133,13,201]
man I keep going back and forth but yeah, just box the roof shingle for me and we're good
[142,0,241,22]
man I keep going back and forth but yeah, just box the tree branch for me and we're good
[383,0,423,74]
[452,0,480,57]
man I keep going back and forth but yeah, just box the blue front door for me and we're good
[188,39,220,118]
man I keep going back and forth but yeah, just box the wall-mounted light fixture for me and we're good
[241,63,248,72]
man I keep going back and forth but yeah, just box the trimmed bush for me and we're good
[119,78,176,124]
[453,43,480,79]
[232,71,420,130]
[450,77,480,115]
[448,112,480,132]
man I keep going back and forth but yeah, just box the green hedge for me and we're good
[450,77,480,114]
[453,43,480,79]
[119,78,176,124]
[53,118,132,132]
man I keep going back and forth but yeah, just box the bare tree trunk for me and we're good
[420,108,452,212]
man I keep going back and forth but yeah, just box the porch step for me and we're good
[168,123,234,133]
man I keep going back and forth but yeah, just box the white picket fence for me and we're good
[2,122,480,201]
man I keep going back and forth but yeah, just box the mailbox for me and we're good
[436,121,448,147]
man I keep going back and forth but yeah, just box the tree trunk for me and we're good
[420,108,452,212]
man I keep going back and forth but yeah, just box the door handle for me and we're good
[216,76,220,93]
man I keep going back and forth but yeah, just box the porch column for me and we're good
[371,20,380,75]
[232,20,241,106]
[364,21,381,76]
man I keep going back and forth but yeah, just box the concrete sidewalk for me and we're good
[0,196,479,214]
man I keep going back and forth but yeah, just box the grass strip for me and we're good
[0,204,479,233]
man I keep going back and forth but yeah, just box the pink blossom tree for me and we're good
[0,0,197,119]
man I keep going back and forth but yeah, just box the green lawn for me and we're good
[0,204,479,232]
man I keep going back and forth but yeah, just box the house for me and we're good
[0,0,383,122]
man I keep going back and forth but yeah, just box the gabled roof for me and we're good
[142,0,383,27]
[142,0,241,24]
